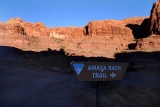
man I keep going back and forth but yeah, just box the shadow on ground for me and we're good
[0,46,159,107]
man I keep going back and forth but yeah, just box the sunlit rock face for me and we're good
[136,2,160,51]
[0,2,160,57]
[150,2,160,35]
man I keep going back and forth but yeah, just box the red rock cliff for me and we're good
[0,2,160,57]
[150,1,160,35]
[136,1,160,51]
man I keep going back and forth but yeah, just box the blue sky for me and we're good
[0,0,156,27]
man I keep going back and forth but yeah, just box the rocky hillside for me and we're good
[136,1,160,51]
[0,2,160,58]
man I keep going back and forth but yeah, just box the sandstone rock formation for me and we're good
[0,17,145,57]
[50,27,84,39]
[0,2,160,57]
[0,18,26,35]
[85,17,144,37]
[150,1,160,35]
[135,1,160,51]
[0,18,51,37]
[136,35,160,51]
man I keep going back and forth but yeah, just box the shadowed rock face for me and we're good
[150,2,160,35]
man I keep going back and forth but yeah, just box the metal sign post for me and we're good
[96,81,102,107]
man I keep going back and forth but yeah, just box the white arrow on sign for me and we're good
[110,72,116,78]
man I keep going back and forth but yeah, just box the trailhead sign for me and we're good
[71,61,129,81]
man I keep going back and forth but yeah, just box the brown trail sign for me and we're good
[71,61,129,107]
[71,61,129,81]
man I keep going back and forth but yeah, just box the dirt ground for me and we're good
[0,46,159,107]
